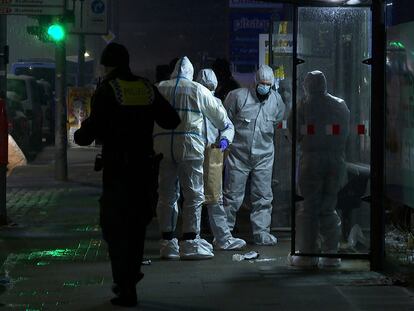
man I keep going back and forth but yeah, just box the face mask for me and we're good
[257,84,271,96]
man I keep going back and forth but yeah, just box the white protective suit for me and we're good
[290,70,350,267]
[223,65,285,245]
[154,57,230,259]
[196,69,246,250]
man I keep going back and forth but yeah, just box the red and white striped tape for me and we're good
[277,120,288,129]
[325,124,341,135]
[296,123,370,136]
[300,124,315,135]
[357,124,366,135]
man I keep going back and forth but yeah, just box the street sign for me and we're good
[0,0,65,6]
[229,0,283,9]
[0,6,65,15]
[101,29,115,44]
[0,0,65,16]
[68,0,108,35]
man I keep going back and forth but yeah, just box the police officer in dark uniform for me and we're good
[74,43,180,307]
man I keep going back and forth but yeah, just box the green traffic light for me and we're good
[47,24,65,42]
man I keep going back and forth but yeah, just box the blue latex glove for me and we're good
[218,138,229,152]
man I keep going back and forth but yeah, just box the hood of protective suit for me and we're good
[196,69,218,91]
[303,70,327,96]
[171,56,194,81]
[255,64,275,86]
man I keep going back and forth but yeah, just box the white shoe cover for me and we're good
[160,238,180,260]
[180,238,214,260]
[319,257,341,268]
[253,232,278,246]
[197,236,213,252]
[287,254,319,267]
[214,237,246,250]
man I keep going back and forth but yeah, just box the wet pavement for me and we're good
[0,147,413,310]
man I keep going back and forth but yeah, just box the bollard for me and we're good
[0,97,8,225]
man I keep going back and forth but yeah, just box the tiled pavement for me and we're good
[0,147,413,310]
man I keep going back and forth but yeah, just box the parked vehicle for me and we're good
[12,59,56,89]
[6,92,30,155]
[11,57,95,88]
[7,74,43,151]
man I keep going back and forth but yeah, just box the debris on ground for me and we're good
[385,226,414,265]
[232,251,259,262]
[248,258,278,263]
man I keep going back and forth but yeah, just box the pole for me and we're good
[111,0,119,41]
[0,15,8,225]
[77,34,86,86]
[55,40,68,181]
[290,5,298,255]
[370,0,386,271]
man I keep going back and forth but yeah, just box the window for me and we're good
[7,79,28,101]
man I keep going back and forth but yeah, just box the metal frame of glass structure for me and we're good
[265,0,385,270]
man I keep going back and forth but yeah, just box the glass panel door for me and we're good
[268,9,294,230]
[293,7,372,258]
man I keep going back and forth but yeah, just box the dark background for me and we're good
[7,0,230,82]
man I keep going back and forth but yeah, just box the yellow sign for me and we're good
[67,87,94,147]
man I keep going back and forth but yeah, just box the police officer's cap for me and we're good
[100,43,130,68]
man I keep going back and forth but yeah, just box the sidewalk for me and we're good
[0,147,413,310]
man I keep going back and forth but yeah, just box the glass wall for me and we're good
[385,0,414,265]
[269,13,294,229]
[293,7,372,255]
[385,2,414,209]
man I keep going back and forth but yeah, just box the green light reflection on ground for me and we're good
[73,225,99,232]
[17,290,41,297]
[28,249,76,260]
[63,277,105,288]
[2,239,105,273]
[63,281,80,288]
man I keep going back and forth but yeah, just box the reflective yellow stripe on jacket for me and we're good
[110,79,154,106]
